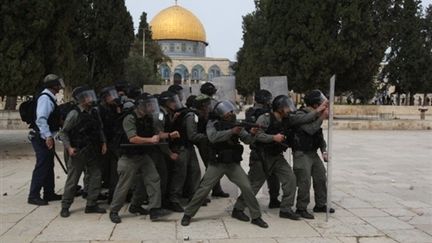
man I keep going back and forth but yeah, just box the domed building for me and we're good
[150,4,232,85]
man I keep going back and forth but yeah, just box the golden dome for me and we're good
[150,5,207,44]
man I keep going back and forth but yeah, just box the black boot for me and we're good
[279,209,300,220]
[129,204,149,215]
[313,206,335,213]
[251,217,269,228]
[110,211,121,223]
[28,197,48,206]
[181,215,192,226]
[296,209,315,219]
[85,205,107,214]
[231,209,250,222]
[211,190,230,198]
[268,198,281,209]
[60,208,70,218]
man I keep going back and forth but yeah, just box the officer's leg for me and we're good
[293,152,313,211]
[184,164,224,217]
[85,153,102,207]
[139,155,162,210]
[311,153,327,207]
[227,164,262,219]
[151,150,168,205]
[42,148,56,196]
[108,150,119,203]
[273,155,297,211]
[168,148,188,203]
[110,156,139,213]
[233,158,267,211]
[267,173,280,201]
[29,136,51,199]
[61,152,86,209]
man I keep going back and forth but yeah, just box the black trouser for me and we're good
[29,133,55,199]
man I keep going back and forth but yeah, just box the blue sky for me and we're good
[125,0,432,61]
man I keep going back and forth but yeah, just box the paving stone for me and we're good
[362,216,415,230]
[276,237,340,243]
[349,209,389,217]
[381,207,417,217]
[177,218,228,240]
[384,228,432,243]
[338,236,398,243]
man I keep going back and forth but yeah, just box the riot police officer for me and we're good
[245,89,280,208]
[292,90,335,219]
[109,94,168,223]
[59,86,107,217]
[181,100,268,228]
[159,91,201,212]
[234,95,301,220]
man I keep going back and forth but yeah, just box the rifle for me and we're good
[219,120,268,129]
[120,142,169,148]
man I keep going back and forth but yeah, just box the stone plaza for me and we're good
[0,129,431,243]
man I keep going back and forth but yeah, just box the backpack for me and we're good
[19,93,56,126]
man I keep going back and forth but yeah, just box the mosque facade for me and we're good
[150,4,233,85]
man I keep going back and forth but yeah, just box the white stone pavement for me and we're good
[0,130,431,243]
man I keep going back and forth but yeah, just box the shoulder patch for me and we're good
[194,114,199,123]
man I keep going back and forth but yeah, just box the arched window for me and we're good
[174,64,189,81]
[191,64,205,81]
[159,64,171,80]
[208,65,222,81]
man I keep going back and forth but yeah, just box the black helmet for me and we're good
[186,95,197,108]
[255,89,272,105]
[115,81,129,93]
[100,86,118,99]
[72,85,97,104]
[168,84,184,101]
[200,82,217,96]
[168,84,183,94]
[272,95,296,112]
[304,90,327,106]
[43,74,65,89]
[213,100,237,118]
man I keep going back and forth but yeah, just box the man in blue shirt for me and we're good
[28,74,65,206]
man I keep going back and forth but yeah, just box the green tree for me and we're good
[381,0,430,105]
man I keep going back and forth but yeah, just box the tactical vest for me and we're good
[120,112,157,156]
[245,107,270,124]
[211,120,244,164]
[98,103,121,143]
[191,110,207,134]
[291,109,323,152]
[256,113,289,155]
[69,107,102,149]
[171,109,193,149]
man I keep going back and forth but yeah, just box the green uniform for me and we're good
[60,106,105,209]
[234,113,297,212]
[109,112,161,212]
[291,107,327,210]
[167,111,201,203]
[184,120,262,219]
[234,110,322,213]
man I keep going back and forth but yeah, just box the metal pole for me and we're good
[142,29,146,57]
[326,75,335,222]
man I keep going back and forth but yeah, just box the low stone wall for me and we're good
[0,111,28,129]
[334,105,430,116]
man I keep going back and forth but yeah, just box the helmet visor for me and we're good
[76,90,97,104]
[137,97,160,117]
[214,100,238,117]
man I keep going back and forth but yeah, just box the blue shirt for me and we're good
[35,89,57,139]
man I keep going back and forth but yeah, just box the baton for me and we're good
[53,151,68,174]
